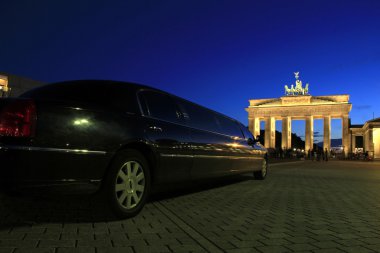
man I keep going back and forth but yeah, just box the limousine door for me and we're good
[139,91,193,183]
[175,100,233,179]
[190,129,233,179]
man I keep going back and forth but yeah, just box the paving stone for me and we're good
[226,248,261,253]
[133,245,171,252]
[284,243,319,251]
[357,231,380,238]
[311,240,343,249]
[0,239,38,248]
[312,248,345,253]
[14,248,55,253]
[57,247,96,253]
[229,240,262,248]
[309,234,339,242]
[256,245,292,253]
[60,234,94,240]
[0,233,25,240]
[338,245,377,253]
[334,239,366,247]
[112,238,147,247]
[96,247,134,253]
[260,232,289,239]
[77,239,112,247]
[0,248,15,253]
[39,239,75,248]
[363,244,380,252]
[359,237,380,245]
[24,233,60,240]
[284,236,317,244]
[153,238,183,246]
[258,238,292,246]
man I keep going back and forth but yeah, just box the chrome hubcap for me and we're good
[115,161,145,210]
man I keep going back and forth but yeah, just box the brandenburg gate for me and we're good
[246,72,352,154]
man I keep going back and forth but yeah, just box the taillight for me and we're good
[0,99,37,137]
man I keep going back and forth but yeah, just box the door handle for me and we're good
[149,126,163,132]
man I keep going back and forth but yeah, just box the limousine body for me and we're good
[0,80,267,218]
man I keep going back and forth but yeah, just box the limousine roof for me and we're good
[21,80,157,95]
[21,80,244,127]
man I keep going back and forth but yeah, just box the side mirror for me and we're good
[247,138,255,146]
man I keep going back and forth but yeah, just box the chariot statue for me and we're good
[284,72,310,96]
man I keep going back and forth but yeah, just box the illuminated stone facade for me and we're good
[350,118,380,159]
[246,72,355,156]
[246,73,380,159]
[246,94,352,154]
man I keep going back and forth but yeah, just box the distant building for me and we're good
[350,118,380,159]
[0,72,44,97]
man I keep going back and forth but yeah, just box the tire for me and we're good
[101,149,151,219]
[253,158,268,180]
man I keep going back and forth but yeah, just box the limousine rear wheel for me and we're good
[103,149,151,219]
[253,158,268,180]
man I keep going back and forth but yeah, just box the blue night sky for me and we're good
[1,0,379,142]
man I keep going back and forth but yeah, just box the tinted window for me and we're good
[21,81,139,113]
[215,115,244,138]
[139,91,180,123]
[177,99,219,132]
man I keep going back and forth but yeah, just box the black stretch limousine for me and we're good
[0,80,267,218]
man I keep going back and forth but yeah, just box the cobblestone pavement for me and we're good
[1,160,380,253]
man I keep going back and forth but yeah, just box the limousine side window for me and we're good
[177,98,243,138]
[176,99,219,133]
[139,91,180,123]
[214,115,244,138]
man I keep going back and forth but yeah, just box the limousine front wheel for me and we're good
[103,149,151,219]
[254,158,267,180]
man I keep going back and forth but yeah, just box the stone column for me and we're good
[351,135,356,152]
[323,116,331,152]
[264,117,275,148]
[282,116,291,149]
[365,128,374,156]
[248,118,253,134]
[342,115,350,157]
[251,117,260,138]
[305,116,314,152]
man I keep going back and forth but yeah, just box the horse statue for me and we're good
[284,85,292,95]
[293,80,303,95]
[304,83,309,94]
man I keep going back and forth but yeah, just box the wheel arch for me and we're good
[103,141,158,186]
